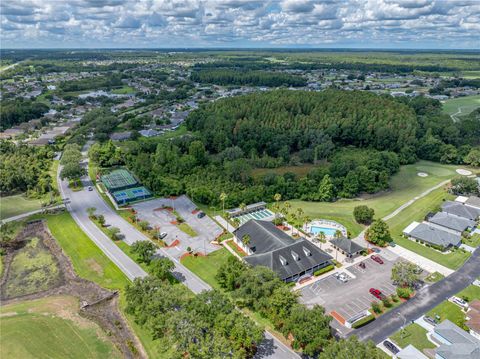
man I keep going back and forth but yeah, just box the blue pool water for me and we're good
[310,226,338,236]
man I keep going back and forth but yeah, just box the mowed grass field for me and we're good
[181,248,233,290]
[0,194,42,220]
[0,296,121,359]
[441,94,480,116]
[390,323,435,351]
[43,212,170,358]
[289,161,460,237]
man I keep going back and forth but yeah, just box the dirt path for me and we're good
[0,220,146,359]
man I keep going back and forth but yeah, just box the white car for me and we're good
[452,296,468,308]
[335,272,349,283]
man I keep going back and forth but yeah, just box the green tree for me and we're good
[391,261,420,288]
[97,214,105,226]
[320,337,384,359]
[464,148,480,167]
[318,174,334,201]
[131,241,156,265]
[86,207,97,218]
[450,176,479,195]
[353,205,375,225]
[216,256,247,292]
[149,257,175,281]
[220,192,227,213]
[138,220,150,231]
[60,162,85,181]
[242,234,251,247]
[365,219,392,246]
[107,226,121,240]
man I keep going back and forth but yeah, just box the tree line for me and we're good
[191,69,307,87]
[0,98,49,130]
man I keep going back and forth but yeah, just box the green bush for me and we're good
[391,294,399,303]
[382,298,392,308]
[371,302,382,314]
[397,287,412,299]
[352,314,375,329]
[313,264,335,276]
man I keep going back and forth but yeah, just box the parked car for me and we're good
[389,242,396,247]
[369,288,383,299]
[372,247,381,253]
[334,272,349,283]
[159,232,168,239]
[383,340,399,354]
[452,296,469,308]
[424,316,438,326]
[197,212,206,219]
[359,262,366,269]
[88,186,93,191]
[371,255,384,264]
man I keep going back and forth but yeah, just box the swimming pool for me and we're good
[310,226,338,236]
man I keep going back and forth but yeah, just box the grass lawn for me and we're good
[177,222,198,237]
[289,161,459,237]
[0,194,42,220]
[390,323,436,351]
[442,94,480,116]
[386,187,470,269]
[0,296,121,359]
[43,212,170,358]
[457,285,480,302]
[181,248,232,289]
[427,301,465,326]
[111,86,135,94]
[463,234,480,248]
[425,271,445,283]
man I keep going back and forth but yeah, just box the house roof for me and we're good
[467,300,480,334]
[441,201,480,221]
[233,220,294,254]
[330,237,364,254]
[428,212,476,232]
[435,320,480,359]
[244,239,333,280]
[407,223,461,248]
[397,345,428,359]
[465,196,480,210]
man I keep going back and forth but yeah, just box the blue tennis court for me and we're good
[235,209,275,225]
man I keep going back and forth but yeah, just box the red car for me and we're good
[371,255,384,264]
[369,288,383,299]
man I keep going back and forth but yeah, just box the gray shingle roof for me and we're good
[435,320,480,359]
[244,239,333,280]
[408,223,461,248]
[466,196,480,210]
[330,237,364,255]
[442,201,480,221]
[233,220,295,254]
[429,212,476,233]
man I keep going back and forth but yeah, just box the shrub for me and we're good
[314,264,335,276]
[391,294,399,303]
[371,302,382,314]
[352,314,375,329]
[382,298,392,308]
[397,287,412,299]
[353,205,375,224]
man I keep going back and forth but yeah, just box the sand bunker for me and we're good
[456,169,472,176]
[417,172,428,177]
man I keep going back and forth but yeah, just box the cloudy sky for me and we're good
[1,0,479,49]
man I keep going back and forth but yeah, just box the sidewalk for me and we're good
[2,204,65,224]
[388,245,453,276]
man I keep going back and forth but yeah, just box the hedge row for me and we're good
[314,264,335,277]
[352,314,376,329]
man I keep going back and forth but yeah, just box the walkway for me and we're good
[2,204,65,224]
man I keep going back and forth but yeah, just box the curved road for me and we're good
[350,248,480,344]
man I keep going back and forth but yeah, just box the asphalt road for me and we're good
[350,248,480,344]
[58,163,297,358]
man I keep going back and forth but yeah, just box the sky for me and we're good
[1,0,479,49]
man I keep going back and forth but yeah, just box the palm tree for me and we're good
[239,203,247,212]
[317,231,326,248]
[242,234,251,247]
[290,213,297,236]
[219,192,227,214]
[87,207,97,218]
[296,208,304,235]
[334,229,343,239]
[233,217,241,228]
[273,193,282,220]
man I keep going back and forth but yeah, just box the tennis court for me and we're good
[235,209,275,225]
[112,186,152,205]
[101,169,138,192]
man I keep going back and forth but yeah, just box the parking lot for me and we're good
[132,195,223,259]
[300,250,402,324]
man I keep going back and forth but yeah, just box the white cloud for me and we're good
[0,0,477,48]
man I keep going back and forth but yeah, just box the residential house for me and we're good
[442,201,480,221]
[403,222,461,249]
[465,196,480,211]
[396,345,428,359]
[233,220,333,283]
[110,131,132,141]
[432,319,480,359]
[467,300,480,340]
[428,212,476,235]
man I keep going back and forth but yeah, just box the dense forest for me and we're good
[0,98,49,130]
[190,69,307,87]
[0,141,55,196]
[59,74,123,92]
[90,89,479,209]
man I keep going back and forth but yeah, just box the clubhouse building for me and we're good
[233,220,333,283]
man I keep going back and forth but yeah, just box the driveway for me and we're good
[350,248,480,344]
